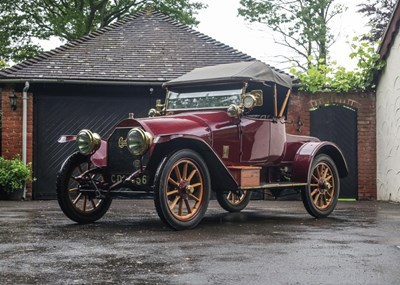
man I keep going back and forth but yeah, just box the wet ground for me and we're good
[0,199,399,285]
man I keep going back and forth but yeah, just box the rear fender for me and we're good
[148,135,238,191]
[58,135,107,167]
[292,142,348,182]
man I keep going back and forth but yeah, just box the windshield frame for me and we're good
[165,88,244,112]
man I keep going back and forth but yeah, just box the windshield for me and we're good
[166,89,242,111]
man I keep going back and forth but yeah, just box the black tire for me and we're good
[154,149,211,230]
[216,190,251,212]
[301,154,340,218]
[56,152,112,223]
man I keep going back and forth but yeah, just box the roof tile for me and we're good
[0,10,286,83]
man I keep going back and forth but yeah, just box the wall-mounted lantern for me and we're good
[297,115,304,132]
[9,91,17,111]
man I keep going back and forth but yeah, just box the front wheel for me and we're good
[301,154,340,218]
[56,152,112,223]
[154,149,211,230]
[216,190,251,212]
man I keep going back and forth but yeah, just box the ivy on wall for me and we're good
[290,38,385,93]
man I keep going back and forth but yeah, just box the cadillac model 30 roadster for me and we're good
[56,61,348,230]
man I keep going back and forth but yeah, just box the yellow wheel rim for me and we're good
[165,159,204,221]
[309,162,335,210]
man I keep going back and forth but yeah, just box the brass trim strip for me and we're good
[239,182,307,190]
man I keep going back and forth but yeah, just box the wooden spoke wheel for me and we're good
[302,154,340,218]
[56,152,112,223]
[154,149,211,230]
[216,190,251,212]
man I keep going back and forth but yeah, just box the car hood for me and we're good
[134,111,236,144]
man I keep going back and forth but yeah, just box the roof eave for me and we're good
[0,78,165,86]
[379,0,400,59]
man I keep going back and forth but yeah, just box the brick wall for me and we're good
[287,91,376,200]
[1,87,34,198]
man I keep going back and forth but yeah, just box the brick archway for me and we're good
[287,92,376,200]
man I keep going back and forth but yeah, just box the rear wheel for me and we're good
[301,154,339,218]
[56,152,112,223]
[154,149,211,230]
[216,190,251,212]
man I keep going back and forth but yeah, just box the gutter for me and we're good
[22,81,29,199]
[0,78,165,86]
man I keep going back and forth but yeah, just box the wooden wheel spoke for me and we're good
[190,182,202,188]
[313,193,321,205]
[189,194,200,202]
[312,174,319,182]
[174,166,182,183]
[178,198,183,216]
[169,196,180,209]
[317,165,322,178]
[68,187,79,193]
[322,167,329,179]
[91,199,97,209]
[182,163,188,180]
[168,177,179,187]
[187,169,197,182]
[73,193,82,205]
[83,195,87,212]
[310,188,319,196]
[184,198,192,214]
[167,189,179,196]
[325,191,332,199]
[321,195,328,206]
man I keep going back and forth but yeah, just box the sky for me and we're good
[194,0,369,70]
[41,0,370,71]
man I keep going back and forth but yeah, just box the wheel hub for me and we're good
[179,180,194,195]
[318,179,327,193]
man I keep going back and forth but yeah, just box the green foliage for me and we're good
[0,156,31,192]
[0,0,206,64]
[357,0,396,44]
[290,38,385,93]
[238,0,344,68]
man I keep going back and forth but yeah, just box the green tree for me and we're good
[0,0,205,64]
[357,0,396,43]
[238,0,344,70]
[290,38,385,93]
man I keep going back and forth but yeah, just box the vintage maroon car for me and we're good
[56,61,348,230]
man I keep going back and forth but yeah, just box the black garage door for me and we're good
[310,105,358,199]
[33,85,163,199]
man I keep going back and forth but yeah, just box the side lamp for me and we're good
[9,91,17,111]
[297,116,304,132]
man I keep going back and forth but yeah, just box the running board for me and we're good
[239,182,307,190]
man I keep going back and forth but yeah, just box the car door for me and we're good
[240,117,286,164]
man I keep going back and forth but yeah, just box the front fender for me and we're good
[292,142,348,182]
[148,135,238,191]
[58,135,108,167]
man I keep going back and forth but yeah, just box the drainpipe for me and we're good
[22,81,29,199]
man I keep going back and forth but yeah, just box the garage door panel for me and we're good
[33,92,158,199]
